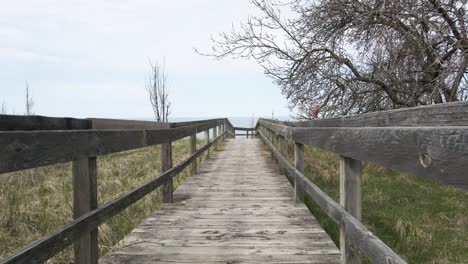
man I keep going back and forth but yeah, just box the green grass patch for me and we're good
[289,145,468,264]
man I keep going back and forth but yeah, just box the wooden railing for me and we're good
[0,116,235,264]
[255,101,468,264]
[233,126,255,138]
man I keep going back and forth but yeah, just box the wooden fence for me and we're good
[256,101,468,264]
[233,126,256,138]
[0,116,235,264]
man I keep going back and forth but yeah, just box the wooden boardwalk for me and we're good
[100,138,340,263]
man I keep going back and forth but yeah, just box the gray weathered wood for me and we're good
[0,115,90,131]
[0,121,220,174]
[258,119,468,189]
[72,157,98,264]
[213,125,218,150]
[190,133,197,175]
[161,142,173,203]
[340,156,362,264]
[258,129,407,264]
[269,101,468,128]
[205,129,210,159]
[294,142,305,203]
[99,138,339,264]
[89,118,168,129]
[0,131,227,264]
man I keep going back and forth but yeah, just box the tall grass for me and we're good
[269,140,468,263]
[0,138,212,263]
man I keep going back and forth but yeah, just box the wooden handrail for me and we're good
[0,121,223,174]
[258,118,468,189]
[0,130,227,264]
[257,129,407,264]
[0,116,229,264]
[256,102,468,264]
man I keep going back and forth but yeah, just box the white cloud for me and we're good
[0,0,291,117]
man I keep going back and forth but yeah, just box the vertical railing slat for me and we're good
[161,142,173,203]
[190,133,197,175]
[340,155,362,264]
[294,142,305,203]
[72,157,98,264]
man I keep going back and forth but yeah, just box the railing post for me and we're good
[73,157,98,264]
[294,142,305,203]
[205,129,210,159]
[190,132,197,175]
[221,122,225,141]
[161,142,173,203]
[213,124,218,150]
[340,155,362,264]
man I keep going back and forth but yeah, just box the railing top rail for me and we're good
[0,119,224,174]
[258,101,468,128]
[255,102,468,189]
[233,126,255,131]
[0,115,231,131]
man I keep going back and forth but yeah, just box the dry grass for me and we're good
[0,138,213,263]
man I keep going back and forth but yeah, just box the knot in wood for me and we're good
[419,144,432,168]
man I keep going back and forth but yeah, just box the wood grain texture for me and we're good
[0,132,227,264]
[73,157,98,264]
[258,119,468,189]
[0,121,220,174]
[190,134,197,175]
[89,118,169,129]
[294,142,305,203]
[339,156,362,264]
[161,142,173,203]
[0,115,90,131]
[258,130,408,264]
[100,138,339,264]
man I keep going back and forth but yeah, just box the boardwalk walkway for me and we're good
[100,138,340,263]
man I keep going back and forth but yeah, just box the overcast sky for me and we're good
[0,0,291,119]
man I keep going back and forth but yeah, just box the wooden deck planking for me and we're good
[100,138,340,264]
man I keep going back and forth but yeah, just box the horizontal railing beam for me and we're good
[277,101,468,127]
[258,119,468,189]
[0,121,223,174]
[0,130,227,264]
[233,127,255,131]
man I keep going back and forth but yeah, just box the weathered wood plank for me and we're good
[339,156,362,264]
[89,118,168,129]
[161,142,173,203]
[72,157,98,264]
[294,142,305,203]
[259,119,468,189]
[0,121,220,174]
[190,133,197,175]
[99,138,339,264]
[0,115,90,131]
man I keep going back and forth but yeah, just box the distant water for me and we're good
[170,116,291,128]
[169,116,291,138]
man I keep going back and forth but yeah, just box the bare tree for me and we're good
[147,60,171,122]
[25,82,34,115]
[206,0,468,118]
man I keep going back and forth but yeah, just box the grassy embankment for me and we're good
[0,138,216,263]
[270,141,468,264]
